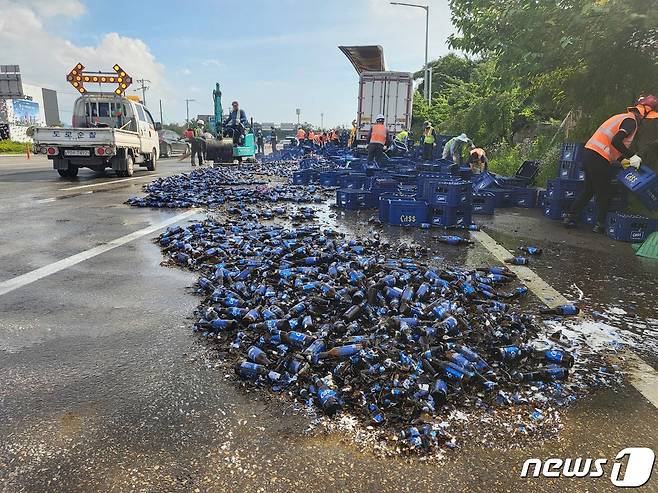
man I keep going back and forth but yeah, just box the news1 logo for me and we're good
[521,448,655,487]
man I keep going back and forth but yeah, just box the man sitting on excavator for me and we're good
[223,101,248,145]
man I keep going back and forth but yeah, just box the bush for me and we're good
[0,140,28,154]
[487,135,560,188]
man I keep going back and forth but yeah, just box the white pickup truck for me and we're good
[32,94,160,177]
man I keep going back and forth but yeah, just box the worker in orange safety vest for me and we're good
[564,95,658,233]
[366,114,389,165]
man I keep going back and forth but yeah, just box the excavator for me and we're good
[205,82,256,164]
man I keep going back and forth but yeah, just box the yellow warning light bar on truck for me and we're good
[66,62,133,95]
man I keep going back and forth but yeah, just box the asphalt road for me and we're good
[0,155,657,492]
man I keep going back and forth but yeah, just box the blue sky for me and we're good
[1,0,455,127]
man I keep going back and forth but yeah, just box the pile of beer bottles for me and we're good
[157,218,583,452]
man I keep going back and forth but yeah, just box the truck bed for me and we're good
[33,127,141,148]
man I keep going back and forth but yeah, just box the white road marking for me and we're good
[0,210,199,297]
[472,230,569,308]
[472,229,658,409]
[35,198,56,204]
[59,176,142,190]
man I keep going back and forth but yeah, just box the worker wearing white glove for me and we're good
[621,154,642,169]
[564,95,658,233]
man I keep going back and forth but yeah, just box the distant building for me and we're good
[0,65,60,142]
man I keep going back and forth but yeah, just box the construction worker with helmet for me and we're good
[367,114,389,165]
[421,121,437,160]
[190,119,206,167]
[564,95,658,233]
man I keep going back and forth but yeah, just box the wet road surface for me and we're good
[0,155,657,492]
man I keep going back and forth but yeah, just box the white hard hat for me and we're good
[197,119,204,125]
[376,114,385,122]
[457,133,469,142]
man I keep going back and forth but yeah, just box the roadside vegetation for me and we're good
[411,0,658,216]
[0,140,28,154]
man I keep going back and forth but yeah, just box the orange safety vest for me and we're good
[296,129,306,140]
[369,123,387,145]
[585,112,638,162]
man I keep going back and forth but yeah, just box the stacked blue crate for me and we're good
[543,178,584,220]
[379,196,430,226]
[472,191,496,214]
[335,189,371,210]
[511,187,539,208]
[558,142,586,181]
[418,178,473,227]
[368,178,399,207]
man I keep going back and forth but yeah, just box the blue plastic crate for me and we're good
[382,197,429,226]
[487,187,514,208]
[560,142,585,162]
[293,170,317,185]
[391,173,418,185]
[420,179,471,206]
[319,170,348,187]
[606,212,657,242]
[511,187,539,208]
[547,178,584,201]
[430,204,472,228]
[559,160,585,180]
[516,160,540,182]
[338,172,367,189]
[617,166,658,210]
[495,176,531,188]
[616,165,656,191]
[368,178,398,192]
[472,171,497,192]
[335,189,372,210]
[472,191,496,214]
[543,197,574,220]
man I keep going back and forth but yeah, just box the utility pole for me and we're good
[390,2,429,101]
[185,98,196,124]
[296,108,301,125]
[321,112,324,129]
[135,78,151,105]
[159,99,163,123]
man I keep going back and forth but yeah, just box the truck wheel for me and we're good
[146,148,157,171]
[124,155,134,177]
[57,169,70,178]
[68,165,79,177]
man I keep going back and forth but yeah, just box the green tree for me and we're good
[414,53,476,98]
[447,0,658,136]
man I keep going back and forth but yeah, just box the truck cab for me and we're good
[33,94,161,178]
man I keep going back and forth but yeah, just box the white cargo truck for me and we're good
[355,71,413,148]
[32,93,160,178]
[339,45,414,150]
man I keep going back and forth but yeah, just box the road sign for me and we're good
[66,63,133,95]
[0,65,24,98]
